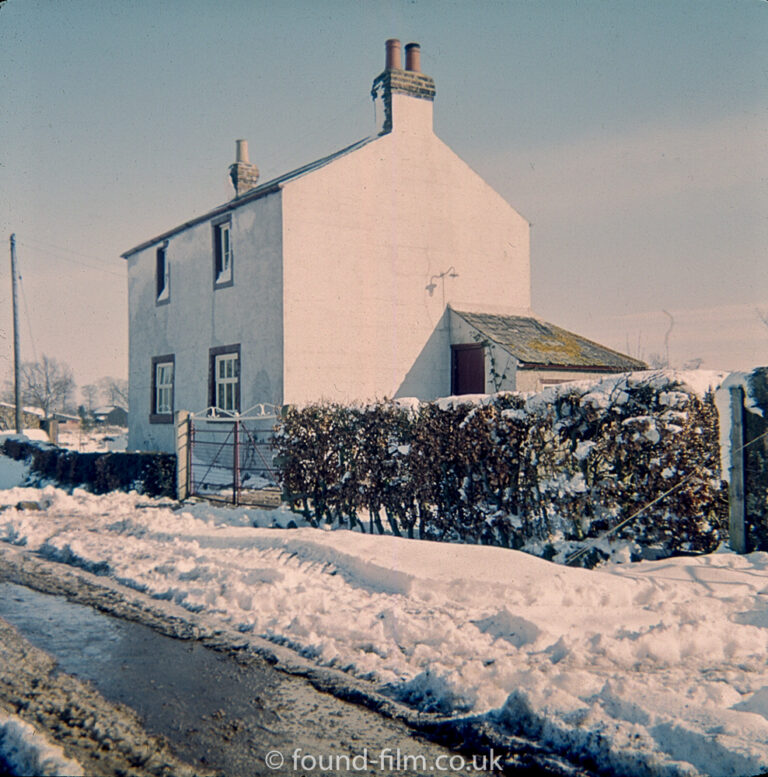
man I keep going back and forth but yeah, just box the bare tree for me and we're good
[662,309,674,368]
[98,376,128,409]
[20,355,75,419]
[81,383,99,412]
[0,380,14,404]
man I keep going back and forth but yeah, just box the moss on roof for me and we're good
[454,310,647,370]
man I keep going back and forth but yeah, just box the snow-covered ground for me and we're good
[57,425,127,453]
[0,450,766,777]
[0,711,83,777]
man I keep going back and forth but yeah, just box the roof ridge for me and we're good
[122,135,376,258]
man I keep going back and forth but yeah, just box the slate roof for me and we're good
[122,136,376,258]
[453,309,647,371]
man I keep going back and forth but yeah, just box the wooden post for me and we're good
[232,418,240,506]
[728,386,747,553]
[175,410,191,501]
[9,234,22,433]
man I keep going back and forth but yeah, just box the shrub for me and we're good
[273,374,728,560]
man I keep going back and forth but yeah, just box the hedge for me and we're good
[274,373,728,562]
[1,437,176,498]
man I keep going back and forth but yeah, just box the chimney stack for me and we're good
[235,139,250,163]
[229,139,260,198]
[405,43,420,72]
[372,39,435,135]
[385,38,402,70]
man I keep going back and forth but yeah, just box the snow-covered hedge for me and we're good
[275,372,728,563]
[0,437,175,497]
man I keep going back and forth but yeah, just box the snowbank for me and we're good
[0,711,83,777]
[0,481,766,776]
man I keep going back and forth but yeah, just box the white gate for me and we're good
[176,405,280,506]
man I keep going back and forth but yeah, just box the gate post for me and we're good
[233,418,240,506]
[175,410,191,501]
[728,386,746,554]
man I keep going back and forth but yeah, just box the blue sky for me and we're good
[1,0,766,392]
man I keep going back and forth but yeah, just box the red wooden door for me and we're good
[451,345,485,395]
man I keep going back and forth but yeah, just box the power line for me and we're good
[17,273,38,363]
[565,427,768,566]
[17,239,124,279]
[20,236,117,265]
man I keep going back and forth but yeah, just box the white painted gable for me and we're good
[123,40,531,451]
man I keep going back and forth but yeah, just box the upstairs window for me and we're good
[156,244,169,303]
[150,354,175,423]
[213,219,233,287]
[209,345,240,414]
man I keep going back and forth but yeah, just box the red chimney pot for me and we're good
[405,42,421,72]
[385,38,402,70]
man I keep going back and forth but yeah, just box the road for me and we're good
[0,545,588,777]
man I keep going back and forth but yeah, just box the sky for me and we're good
[1,0,766,398]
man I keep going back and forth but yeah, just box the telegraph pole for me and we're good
[9,234,22,433]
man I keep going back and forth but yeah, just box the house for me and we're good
[0,402,43,432]
[92,405,129,427]
[122,39,644,453]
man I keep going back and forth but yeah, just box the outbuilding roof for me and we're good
[453,309,646,371]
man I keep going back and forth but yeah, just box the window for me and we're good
[150,355,175,423]
[209,345,240,413]
[213,219,233,287]
[156,244,169,303]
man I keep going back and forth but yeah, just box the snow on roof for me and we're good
[0,402,44,417]
[453,308,647,370]
[121,136,376,258]
[93,405,127,415]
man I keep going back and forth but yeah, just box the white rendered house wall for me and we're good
[280,93,530,405]
[126,191,284,452]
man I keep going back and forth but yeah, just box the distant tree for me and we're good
[647,352,669,369]
[98,376,128,409]
[662,309,674,368]
[682,357,703,370]
[0,380,14,405]
[81,383,99,412]
[20,355,75,419]
[78,404,95,432]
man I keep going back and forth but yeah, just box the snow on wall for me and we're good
[715,369,765,483]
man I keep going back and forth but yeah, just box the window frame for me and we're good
[155,242,170,305]
[150,354,175,424]
[212,217,233,289]
[208,344,241,414]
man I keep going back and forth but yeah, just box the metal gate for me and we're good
[177,405,281,506]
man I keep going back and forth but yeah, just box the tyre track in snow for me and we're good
[0,544,593,776]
